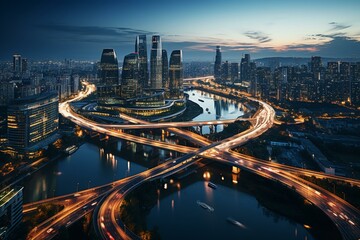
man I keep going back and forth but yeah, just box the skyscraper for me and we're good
[21,58,28,73]
[162,49,169,89]
[240,54,251,82]
[340,62,351,102]
[13,54,22,75]
[231,63,240,83]
[121,53,140,98]
[350,63,360,105]
[256,67,271,99]
[325,62,340,102]
[274,67,288,101]
[214,46,222,82]
[135,35,149,89]
[310,56,324,102]
[249,62,257,97]
[99,49,119,85]
[150,35,162,89]
[310,56,322,80]
[221,61,231,83]
[169,50,183,98]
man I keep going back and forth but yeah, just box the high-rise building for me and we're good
[13,54,22,75]
[309,56,324,101]
[162,49,169,89]
[340,62,351,103]
[325,62,340,102]
[310,56,322,80]
[57,75,71,101]
[135,35,149,89]
[0,187,23,239]
[214,46,222,82]
[350,63,360,105]
[231,63,240,83]
[240,54,251,82]
[98,49,121,104]
[256,67,271,99]
[7,92,59,159]
[274,67,288,101]
[221,61,231,83]
[71,74,80,94]
[121,53,140,99]
[99,49,119,85]
[150,35,162,89]
[21,58,28,73]
[169,50,183,99]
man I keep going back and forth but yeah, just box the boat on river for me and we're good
[208,182,217,189]
[226,217,246,229]
[64,145,78,155]
[196,200,214,212]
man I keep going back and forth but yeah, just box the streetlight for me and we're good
[76,182,79,192]
[88,180,91,189]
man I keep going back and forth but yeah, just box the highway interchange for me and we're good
[26,80,360,240]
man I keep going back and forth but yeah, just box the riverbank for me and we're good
[119,161,341,240]
[170,99,203,122]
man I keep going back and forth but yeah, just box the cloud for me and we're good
[37,24,157,43]
[316,36,360,57]
[244,31,272,43]
[328,22,351,31]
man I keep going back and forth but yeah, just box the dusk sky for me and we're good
[1,0,360,61]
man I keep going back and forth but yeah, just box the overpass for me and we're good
[97,118,252,129]
[28,81,360,240]
[94,93,360,240]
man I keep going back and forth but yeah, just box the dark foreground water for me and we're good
[146,167,314,240]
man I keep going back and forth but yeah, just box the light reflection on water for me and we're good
[22,88,317,240]
[147,169,314,240]
[186,89,245,134]
[21,142,147,203]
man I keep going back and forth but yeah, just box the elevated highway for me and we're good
[30,81,360,240]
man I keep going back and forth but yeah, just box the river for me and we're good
[22,89,319,239]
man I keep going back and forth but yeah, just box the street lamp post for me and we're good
[76,182,79,192]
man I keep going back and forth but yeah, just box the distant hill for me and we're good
[254,57,360,68]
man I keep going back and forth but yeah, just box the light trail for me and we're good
[28,80,360,240]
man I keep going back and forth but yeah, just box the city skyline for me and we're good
[1,0,360,61]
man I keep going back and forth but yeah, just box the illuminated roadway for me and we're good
[59,86,198,153]
[93,83,360,240]
[93,91,360,239]
[30,81,360,240]
[96,118,250,129]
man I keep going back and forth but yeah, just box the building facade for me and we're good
[150,35,163,89]
[7,92,59,159]
[162,49,169,89]
[99,49,119,86]
[214,46,222,82]
[169,50,184,99]
[121,53,140,99]
[135,35,149,89]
